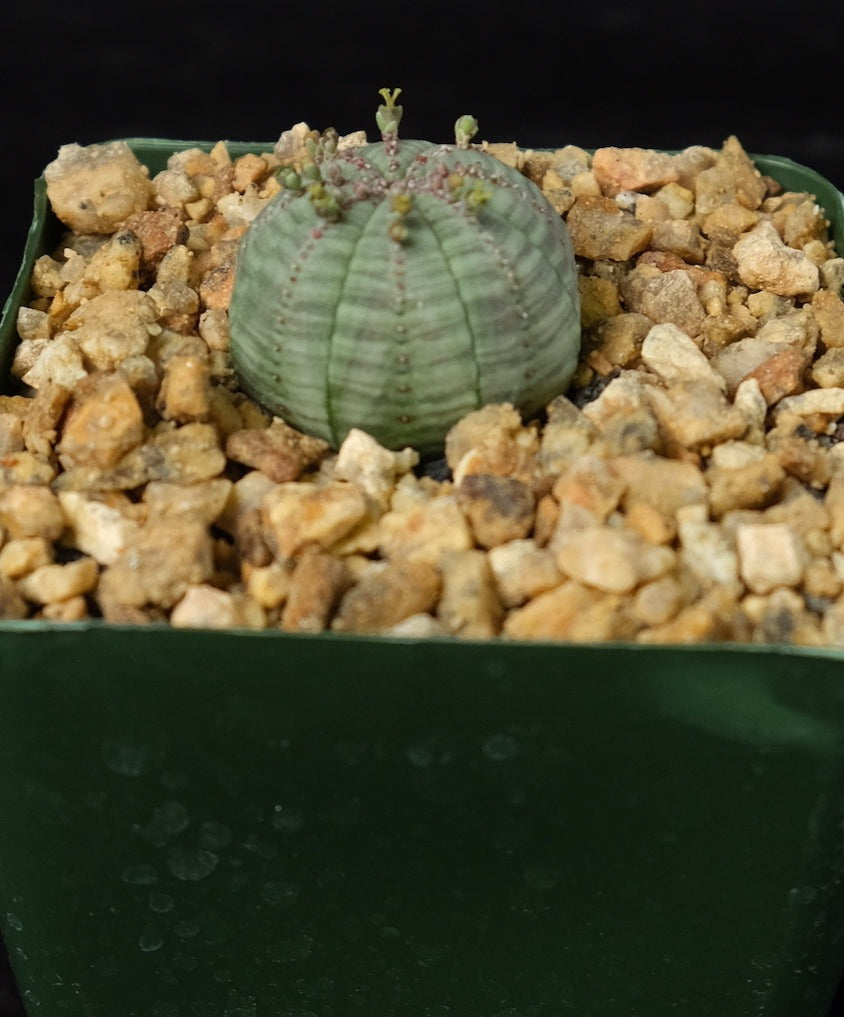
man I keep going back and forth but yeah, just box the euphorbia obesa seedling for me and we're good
[228,88,581,455]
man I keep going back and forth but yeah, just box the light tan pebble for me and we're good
[65,231,142,302]
[334,428,419,510]
[631,575,685,626]
[745,290,792,321]
[153,168,199,208]
[171,584,246,629]
[820,258,844,294]
[378,493,473,565]
[0,576,27,619]
[143,478,232,525]
[736,522,805,594]
[578,276,622,330]
[636,602,724,644]
[712,336,791,395]
[675,503,739,588]
[776,388,844,419]
[554,524,675,595]
[232,506,272,567]
[803,240,830,267]
[624,268,707,337]
[0,485,65,540]
[273,122,313,166]
[570,171,601,197]
[611,453,708,515]
[755,307,818,353]
[383,613,448,638]
[537,395,600,475]
[332,558,440,634]
[57,373,145,470]
[811,289,844,348]
[45,141,152,233]
[158,352,211,422]
[647,380,749,450]
[262,481,369,561]
[57,490,141,565]
[824,471,844,547]
[811,348,844,388]
[591,147,679,195]
[624,501,676,545]
[198,308,230,351]
[502,580,621,642]
[693,135,767,215]
[16,306,50,342]
[19,334,86,390]
[519,150,555,185]
[733,377,767,441]
[0,414,24,455]
[0,451,56,486]
[551,454,625,521]
[541,183,576,215]
[634,194,670,223]
[16,556,99,604]
[437,549,503,638]
[185,197,214,222]
[594,313,653,369]
[97,518,214,613]
[63,289,158,371]
[11,338,47,380]
[548,145,591,182]
[701,202,761,243]
[456,473,535,548]
[733,220,819,296]
[168,147,218,177]
[707,451,786,517]
[444,402,532,476]
[226,419,330,484]
[641,322,726,390]
[803,559,841,600]
[216,189,270,228]
[580,371,652,431]
[743,587,820,645]
[217,469,280,535]
[29,255,64,298]
[650,219,706,264]
[0,537,53,579]
[487,539,563,608]
[5,399,39,439]
[144,421,227,485]
[232,154,269,192]
[709,439,770,471]
[655,181,695,218]
[480,140,521,169]
[565,196,652,261]
[773,195,829,249]
[40,595,89,622]
[244,560,291,610]
[765,418,831,489]
[502,579,598,639]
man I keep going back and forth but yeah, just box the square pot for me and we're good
[1,140,844,1017]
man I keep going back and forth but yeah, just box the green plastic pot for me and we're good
[1,141,844,1017]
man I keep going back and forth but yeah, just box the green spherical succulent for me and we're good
[228,88,581,455]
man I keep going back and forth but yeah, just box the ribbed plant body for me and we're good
[228,99,581,455]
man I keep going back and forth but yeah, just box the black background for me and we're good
[2,0,844,1013]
